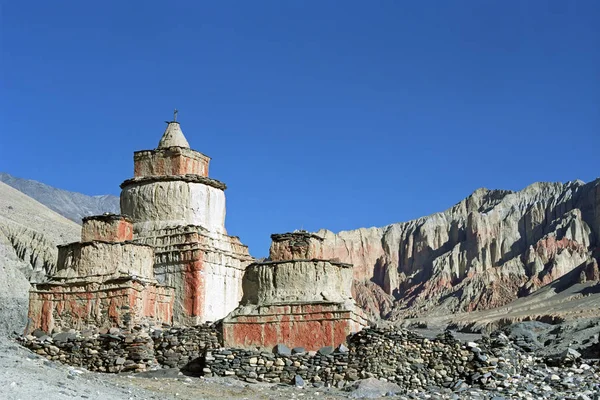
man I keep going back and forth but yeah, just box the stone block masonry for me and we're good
[152,325,222,373]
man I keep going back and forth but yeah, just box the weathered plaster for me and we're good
[240,259,354,305]
[121,180,227,235]
[54,241,155,282]
[222,302,368,350]
[81,214,133,242]
[29,280,174,333]
[134,147,210,178]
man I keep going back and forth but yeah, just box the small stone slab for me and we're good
[346,378,402,398]
[337,344,349,353]
[32,329,47,338]
[53,332,76,343]
[274,344,291,356]
[294,374,305,387]
[318,346,334,356]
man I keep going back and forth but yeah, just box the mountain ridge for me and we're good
[0,172,120,224]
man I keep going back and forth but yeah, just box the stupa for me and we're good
[222,231,368,350]
[120,111,253,325]
[28,214,174,333]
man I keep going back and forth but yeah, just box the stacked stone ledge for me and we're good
[222,231,369,351]
[28,214,175,333]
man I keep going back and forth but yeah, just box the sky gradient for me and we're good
[1,1,599,256]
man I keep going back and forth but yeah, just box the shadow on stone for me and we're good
[181,356,205,377]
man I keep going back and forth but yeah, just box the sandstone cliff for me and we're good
[0,182,80,334]
[315,179,600,320]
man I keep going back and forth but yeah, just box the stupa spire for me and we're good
[157,109,190,149]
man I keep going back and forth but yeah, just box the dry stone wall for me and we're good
[152,325,221,373]
[18,324,221,373]
[17,324,600,396]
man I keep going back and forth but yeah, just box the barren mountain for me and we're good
[0,172,120,224]
[0,181,80,335]
[315,179,600,320]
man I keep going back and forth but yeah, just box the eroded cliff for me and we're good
[315,179,600,319]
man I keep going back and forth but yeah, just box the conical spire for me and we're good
[157,110,190,149]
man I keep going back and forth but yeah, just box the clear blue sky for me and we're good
[1,1,599,256]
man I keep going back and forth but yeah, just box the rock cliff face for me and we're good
[315,179,600,319]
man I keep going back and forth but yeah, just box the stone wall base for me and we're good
[222,302,368,351]
[28,280,174,334]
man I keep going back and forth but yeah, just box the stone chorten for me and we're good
[120,115,253,325]
[222,231,368,351]
[28,214,174,333]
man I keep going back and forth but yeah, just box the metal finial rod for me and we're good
[173,109,178,122]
